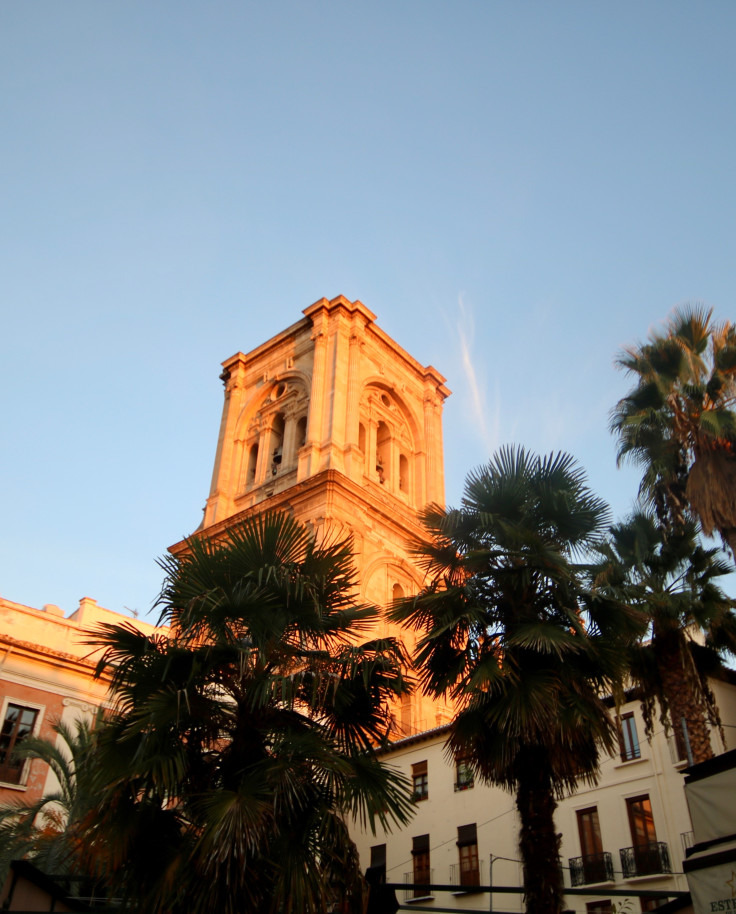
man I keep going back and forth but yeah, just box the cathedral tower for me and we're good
[184,295,452,735]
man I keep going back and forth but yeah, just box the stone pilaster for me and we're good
[303,312,329,476]
[204,353,248,526]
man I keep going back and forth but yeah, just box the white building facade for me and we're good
[353,682,736,914]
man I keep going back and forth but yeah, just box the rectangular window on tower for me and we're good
[412,760,428,801]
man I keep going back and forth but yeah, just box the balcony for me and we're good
[620,842,672,878]
[568,852,615,886]
[404,868,433,901]
[449,861,483,891]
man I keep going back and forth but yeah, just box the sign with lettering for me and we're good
[687,861,736,913]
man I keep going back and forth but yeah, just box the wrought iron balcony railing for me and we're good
[620,842,671,878]
[449,861,483,890]
[568,852,614,886]
[404,868,433,900]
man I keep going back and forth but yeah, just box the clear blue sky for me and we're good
[2,2,735,620]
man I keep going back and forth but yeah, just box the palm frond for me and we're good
[75,511,411,913]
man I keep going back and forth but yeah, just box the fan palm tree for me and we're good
[83,511,414,914]
[613,304,736,553]
[593,511,736,764]
[0,717,102,886]
[390,447,637,914]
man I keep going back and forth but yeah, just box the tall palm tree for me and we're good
[613,304,736,554]
[0,717,102,883]
[83,511,414,914]
[390,447,636,914]
[593,511,736,764]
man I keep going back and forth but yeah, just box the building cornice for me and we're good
[219,297,450,399]
[0,633,109,680]
[172,468,432,555]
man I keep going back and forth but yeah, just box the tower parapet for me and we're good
[203,295,449,528]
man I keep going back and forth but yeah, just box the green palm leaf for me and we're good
[81,511,411,914]
[390,446,629,914]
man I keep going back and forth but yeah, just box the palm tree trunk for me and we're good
[655,629,714,764]
[515,747,563,914]
[725,528,736,564]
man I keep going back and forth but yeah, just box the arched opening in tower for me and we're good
[270,413,285,475]
[376,421,391,485]
[246,442,259,487]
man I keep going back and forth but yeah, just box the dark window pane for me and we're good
[0,704,39,785]
[619,713,640,761]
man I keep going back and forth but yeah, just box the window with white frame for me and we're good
[454,755,474,791]
[0,703,40,785]
[618,711,641,761]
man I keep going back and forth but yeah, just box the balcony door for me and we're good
[457,824,480,887]
[626,795,658,875]
[412,834,430,897]
[576,807,606,883]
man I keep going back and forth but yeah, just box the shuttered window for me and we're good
[411,834,431,898]
[412,834,430,855]
[368,844,386,884]
[457,823,477,847]
[457,823,479,887]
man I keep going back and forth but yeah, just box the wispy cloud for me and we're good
[456,295,498,456]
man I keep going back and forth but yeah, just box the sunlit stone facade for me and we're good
[180,295,454,735]
[0,596,162,805]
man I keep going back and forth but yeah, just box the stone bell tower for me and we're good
[190,295,452,736]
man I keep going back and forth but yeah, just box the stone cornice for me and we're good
[0,633,111,681]
[219,297,451,401]
[171,468,431,555]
